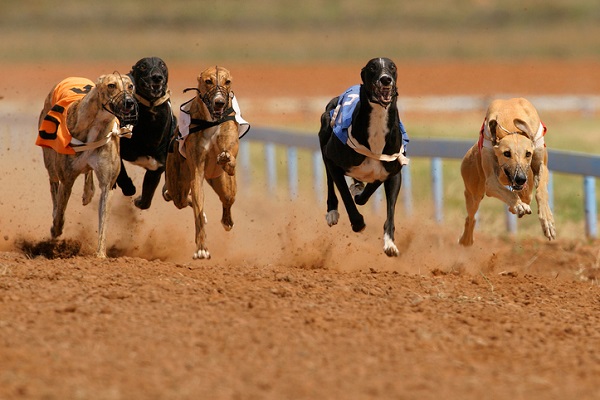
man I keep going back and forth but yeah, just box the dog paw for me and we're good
[351,221,366,233]
[82,190,94,206]
[326,210,339,226]
[349,181,365,199]
[383,234,399,257]
[221,215,234,231]
[458,236,474,247]
[217,151,236,176]
[193,249,211,260]
[540,218,557,241]
[509,202,531,217]
[134,196,151,210]
[162,188,172,202]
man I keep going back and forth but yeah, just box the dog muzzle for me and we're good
[107,91,139,126]
[201,86,232,120]
[370,80,397,107]
[503,165,528,192]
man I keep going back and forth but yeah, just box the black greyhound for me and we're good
[318,57,409,256]
[116,56,175,209]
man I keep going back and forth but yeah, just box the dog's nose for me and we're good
[379,75,392,86]
[214,99,225,109]
[151,74,164,84]
[514,173,527,186]
[124,99,135,110]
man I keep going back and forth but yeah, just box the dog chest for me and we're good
[346,106,391,182]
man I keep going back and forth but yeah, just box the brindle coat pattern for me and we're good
[163,66,239,260]
[459,97,556,246]
[39,74,136,258]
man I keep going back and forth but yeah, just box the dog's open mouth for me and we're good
[148,83,166,98]
[111,94,138,125]
[212,100,226,119]
[503,168,526,192]
[379,86,393,104]
[371,84,396,106]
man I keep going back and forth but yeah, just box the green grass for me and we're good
[2,0,600,62]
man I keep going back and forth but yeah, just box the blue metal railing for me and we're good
[240,128,599,238]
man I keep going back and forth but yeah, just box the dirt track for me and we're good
[1,60,600,399]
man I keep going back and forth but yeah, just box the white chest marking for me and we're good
[347,106,390,183]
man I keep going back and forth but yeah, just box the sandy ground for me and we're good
[1,60,600,400]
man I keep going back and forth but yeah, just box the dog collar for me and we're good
[188,108,236,134]
[134,90,171,108]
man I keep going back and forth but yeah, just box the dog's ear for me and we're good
[488,119,498,145]
[513,118,533,139]
[360,66,367,84]
[96,75,106,85]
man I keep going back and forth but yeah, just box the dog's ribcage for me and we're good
[347,105,390,183]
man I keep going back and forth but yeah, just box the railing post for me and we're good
[506,208,517,236]
[431,158,443,223]
[584,176,597,238]
[287,147,298,199]
[312,151,324,203]
[265,142,277,195]
[239,140,251,189]
[373,186,383,213]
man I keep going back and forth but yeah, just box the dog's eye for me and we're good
[225,80,231,85]
[526,151,532,157]
[204,79,212,85]
[503,151,511,158]
[108,83,116,89]
[128,84,134,91]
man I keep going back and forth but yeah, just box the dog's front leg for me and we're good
[190,168,209,259]
[215,123,239,176]
[382,173,401,257]
[186,145,211,259]
[481,148,531,216]
[96,185,113,258]
[134,167,165,210]
[534,161,556,240]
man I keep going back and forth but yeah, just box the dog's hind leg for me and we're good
[51,177,76,239]
[164,143,192,209]
[458,187,483,247]
[326,160,365,232]
[82,171,95,206]
[324,162,340,226]
[353,180,383,206]
[382,173,401,257]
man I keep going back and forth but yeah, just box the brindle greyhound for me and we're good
[163,66,241,260]
[37,73,137,258]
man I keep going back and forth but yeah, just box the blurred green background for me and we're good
[2,0,599,62]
